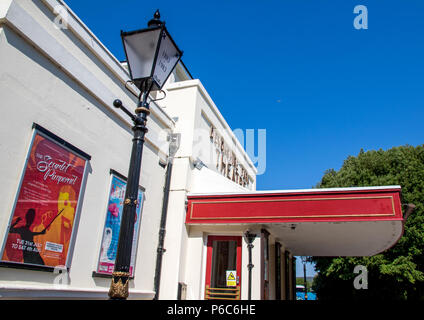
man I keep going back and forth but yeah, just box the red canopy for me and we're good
[186,186,405,256]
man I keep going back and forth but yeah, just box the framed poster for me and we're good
[0,124,90,270]
[96,170,144,277]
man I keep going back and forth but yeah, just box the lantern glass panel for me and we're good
[152,30,181,89]
[123,28,161,80]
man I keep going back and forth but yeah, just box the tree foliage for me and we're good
[311,145,424,300]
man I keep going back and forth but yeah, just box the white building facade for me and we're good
[0,0,406,300]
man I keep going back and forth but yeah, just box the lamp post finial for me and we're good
[148,9,163,27]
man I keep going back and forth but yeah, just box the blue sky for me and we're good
[65,0,424,276]
[65,0,424,191]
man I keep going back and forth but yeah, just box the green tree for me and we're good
[311,145,424,300]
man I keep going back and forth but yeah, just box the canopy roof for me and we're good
[186,186,405,256]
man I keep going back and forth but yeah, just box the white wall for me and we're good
[0,0,174,299]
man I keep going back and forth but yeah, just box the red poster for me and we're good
[1,130,87,268]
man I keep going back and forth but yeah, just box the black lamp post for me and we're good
[244,231,256,300]
[108,10,182,300]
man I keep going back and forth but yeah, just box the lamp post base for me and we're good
[108,271,130,300]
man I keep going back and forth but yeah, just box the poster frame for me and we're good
[93,169,145,278]
[0,123,90,272]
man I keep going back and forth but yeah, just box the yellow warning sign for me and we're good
[226,270,237,287]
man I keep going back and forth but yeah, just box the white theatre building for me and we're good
[0,0,407,300]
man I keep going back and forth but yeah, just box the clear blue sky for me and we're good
[65,0,424,276]
[65,0,424,191]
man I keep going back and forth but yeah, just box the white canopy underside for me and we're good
[266,220,403,256]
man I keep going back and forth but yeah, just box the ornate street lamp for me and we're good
[108,10,182,300]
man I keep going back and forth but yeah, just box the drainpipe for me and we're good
[244,231,256,300]
[153,133,181,300]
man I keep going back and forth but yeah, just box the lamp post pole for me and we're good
[244,231,256,300]
[108,93,150,300]
[107,10,182,300]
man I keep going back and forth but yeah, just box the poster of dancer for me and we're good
[0,126,88,269]
[96,172,144,277]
